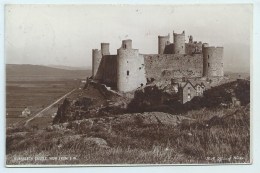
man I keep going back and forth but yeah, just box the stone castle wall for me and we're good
[101,55,117,87]
[158,43,202,55]
[92,30,224,92]
[143,54,203,80]
[185,42,203,55]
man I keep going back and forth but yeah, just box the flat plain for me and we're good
[6,64,90,127]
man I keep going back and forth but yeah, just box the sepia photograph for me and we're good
[5,4,252,166]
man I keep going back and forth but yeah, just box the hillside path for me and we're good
[24,88,77,126]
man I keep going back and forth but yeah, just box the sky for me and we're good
[5,4,252,72]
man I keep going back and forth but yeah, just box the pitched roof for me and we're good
[182,80,195,89]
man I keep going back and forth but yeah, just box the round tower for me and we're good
[121,39,132,49]
[202,43,224,77]
[188,35,193,43]
[92,49,102,79]
[158,34,170,54]
[173,30,185,54]
[117,40,146,92]
[101,43,110,55]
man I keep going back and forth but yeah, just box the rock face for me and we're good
[53,98,73,124]
[53,97,94,124]
[53,79,250,131]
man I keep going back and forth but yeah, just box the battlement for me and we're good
[158,34,170,41]
[173,31,185,36]
[202,43,209,47]
[91,29,224,92]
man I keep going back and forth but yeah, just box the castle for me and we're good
[92,30,224,93]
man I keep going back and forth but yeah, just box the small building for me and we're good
[179,81,205,104]
[179,81,196,104]
[194,82,205,96]
[231,96,241,107]
[21,107,31,117]
[171,82,179,93]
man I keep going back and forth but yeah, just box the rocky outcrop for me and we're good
[53,97,94,124]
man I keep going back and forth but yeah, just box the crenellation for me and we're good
[91,29,224,92]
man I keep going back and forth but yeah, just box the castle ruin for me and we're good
[92,30,224,92]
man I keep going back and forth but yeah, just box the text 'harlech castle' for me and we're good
[91,30,224,93]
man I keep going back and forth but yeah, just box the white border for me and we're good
[1,0,260,172]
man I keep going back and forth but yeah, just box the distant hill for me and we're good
[6,64,92,79]
[47,65,91,71]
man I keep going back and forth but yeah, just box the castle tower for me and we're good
[173,30,185,54]
[122,39,132,49]
[158,34,170,54]
[117,39,146,92]
[92,49,102,79]
[202,43,224,77]
[101,43,110,55]
[188,35,193,43]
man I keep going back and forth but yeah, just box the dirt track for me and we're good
[13,88,77,127]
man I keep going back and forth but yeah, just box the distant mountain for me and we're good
[47,65,91,71]
[6,64,92,78]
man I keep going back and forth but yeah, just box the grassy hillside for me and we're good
[6,104,250,165]
[6,79,250,165]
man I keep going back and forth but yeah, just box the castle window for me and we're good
[208,63,210,67]
[127,70,129,76]
[188,94,191,101]
[139,67,141,70]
